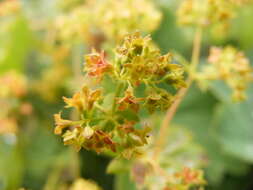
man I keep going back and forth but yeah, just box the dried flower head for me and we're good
[117,86,143,113]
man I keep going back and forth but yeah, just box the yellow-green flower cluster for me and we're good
[55,0,162,44]
[115,33,185,87]
[55,5,91,44]
[70,178,102,190]
[92,0,162,41]
[230,0,253,5]
[0,71,27,98]
[164,167,206,190]
[107,125,206,189]
[177,0,235,27]
[54,33,185,157]
[0,71,32,135]
[198,46,253,101]
[0,0,21,38]
[0,0,20,17]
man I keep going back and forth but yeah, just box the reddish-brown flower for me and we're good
[117,87,143,112]
[175,167,205,185]
[85,50,111,78]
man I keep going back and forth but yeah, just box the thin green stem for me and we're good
[72,44,83,83]
[171,50,190,67]
[94,102,107,113]
[190,27,203,78]
[112,82,124,113]
[153,27,203,160]
[43,157,65,190]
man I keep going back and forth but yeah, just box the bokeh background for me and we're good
[0,0,253,189]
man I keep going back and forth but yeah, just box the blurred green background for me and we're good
[0,0,253,189]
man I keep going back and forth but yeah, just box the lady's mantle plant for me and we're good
[177,0,253,37]
[54,32,185,158]
[53,1,253,189]
[197,46,252,101]
[177,0,252,27]
[55,0,161,45]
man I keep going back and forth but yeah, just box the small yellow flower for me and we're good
[82,126,94,139]
[54,113,73,135]
[63,87,102,111]
[63,92,83,111]
[70,178,102,190]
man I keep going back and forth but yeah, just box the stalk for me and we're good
[112,82,124,113]
[153,27,203,160]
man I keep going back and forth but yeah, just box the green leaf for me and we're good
[174,85,250,185]
[209,83,253,162]
[209,81,233,103]
[214,101,253,163]
[102,93,114,109]
[153,7,190,54]
[114,173,137,190]
[106,158,131,174]
[117,109,140,122]
[229,5,253,49]
[0,139,24,190]
[0,16,33,73]
[102,120,115,132]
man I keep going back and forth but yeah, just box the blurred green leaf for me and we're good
[214,101,253,163]
[0,139,24,190]
[207,82,253,162]
[153,7,190,55]
[230,4,253,49]
[114,173,137,190]
[0,16,33,73]
[107,159,131,174]
[174,85,251,185]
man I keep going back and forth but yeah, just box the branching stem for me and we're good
[112,82,124,113]
[94,102,107,113]
[153,27,203,160]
